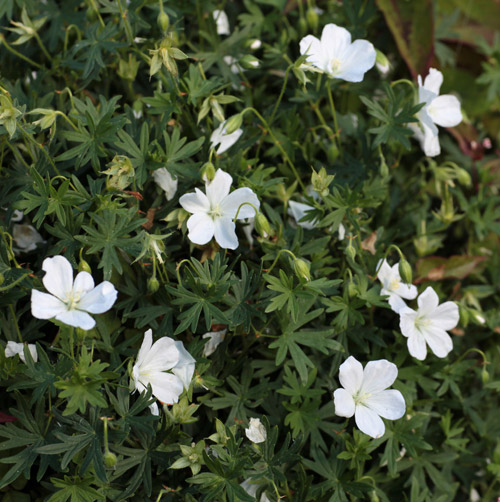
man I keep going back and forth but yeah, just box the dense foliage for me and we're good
[1,1,500,501]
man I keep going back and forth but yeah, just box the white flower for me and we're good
[249,39,262,50]
[223,55,242,75]
[333,356,405,438]
[245,417,267,443]
[153,168,178,201]
[288,201,318,230]
[179,169,260,249]
[299,24,376,82]
[338,222,346,240]
[202,329,226,357]
[212,9,230,36]
[377,259,418,313]
[132,329,195,413]
[31,255,117,330]
[210,120,243,154]
[399,286,459,360]
[11,209,24,222]
[13,224,45,252]
[240,479,271,502]
[5,341,37,363]
[411,68,462,157]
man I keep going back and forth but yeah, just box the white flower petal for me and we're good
[397,283,418,300]
[214,217,239,249]
[338,356,363,395]
[361,359,398,394]
[77,281,117,314]
[171,340,195,389]
[423,68,443,95]
[179,188,210,214]
[186,213,215,245]
[417,286,440,314]
[399,307,417,339]
[153,168,178,201]
[422,125,441,157]
[139,336,180,373]
[333,388,355,417]
[431,301,459,330]
[288,201,317,229]
[299,34,327,71]
[219,187,260,219]
[321,24,352,62]
[206,169,233,207]
[202,330,226,357]
[423,326,453,358]
[407,331,427,360]
[149,402,159,415]
[212,9,230,35]
[245,417,267,443]
[355,405,386,438]
[364,389,405,420]
[13,224,44,251]
[146,371,185,405]
[31,289,67,319]
[42,255,74,301]
[72,271,95,296]
[336,39,376,82]
[136,329,153,368]
[387,293,408,314]
[428,95,462,127]
[5,341,38,363]
[210,123,243,154]
[55,310,96,330]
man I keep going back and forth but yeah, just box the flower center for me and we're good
[389,278,401,291]
[353,390,370,406]
[65,290,81,310]
[414,315,431,332]
[209,204,223,219]
[330,58,342,75]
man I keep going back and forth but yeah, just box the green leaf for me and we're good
[48,476,105,502]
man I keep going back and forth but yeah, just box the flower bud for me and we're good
[147,276,160,293]
[375,49,390,76]
[293,258,311,282]
[379,155,389,177]
[306,8,319,31]
[347,280,357,298]
[459,305,469,327]
[298,17,308,36]
[481,368,489,384]
[104,451,117,468]
[345,241,356,262]
[327,142,339,163]
[249,39,262,50]
[224,113,243,135]
[157,10,170,32]
[78,259,92,274]
[239,55,260,69]
[398,259,412,284]
[201,161,215,182]
[254,212,271,238]
[455,167,471,187]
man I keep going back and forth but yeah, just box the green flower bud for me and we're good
[379,155,389,177]
[298,17,308,36]
[398,259,412,284]
[239,55,260,69]
[78,259,91,274]
[345,241,356,262]
[375,49,390,76]
[104,451,117,468]
[306,8,319,32]
[158,10,170,33]
[456,167,471,187]
[459,305,469,327]
[147,276,160,293]
[294,258,311,282]
[347,280,357,298]
[224,113,243,135]
[254,212,272,238]
[481,367,489,384]
[201,161,215,182]
[327,142,339,163]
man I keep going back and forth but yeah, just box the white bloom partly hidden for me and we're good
[179,169,259,250]
[245,417,267,443]
[13,223,45,252]
[5,341,38,363]
[132,329,195,414]
[333,356,405,439]
[288,201,318,230]
[411,68,462,157]
[240,479,271,502]
[31,255,117,330]
[210,120,243,154]
[153,168,178,201]
[399,286,459,360]
[377,259,418,313]
[202,329,226,357]
[299,23,376,82]
[212,9,230,36]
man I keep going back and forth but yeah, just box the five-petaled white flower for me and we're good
[5,341,38,364]
[31,255,117,330]
[333,356,405,438]
[411,68,462,157]
[179,169,260,249]
[399,286,459,360]
[212,9,230,36]
[153,168,178,201]
[210,120,243,154]
[245,417,267,443]
[377,259,418,313]
[299,23,376,82]
[202,329,226,357]
[132,329,195,414]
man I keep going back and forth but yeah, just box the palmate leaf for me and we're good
[48,475,105,502]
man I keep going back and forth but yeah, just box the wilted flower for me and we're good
[31,255,117,330]
[179,169,259,249]
[377,259,418,313]
[333,356,405,438]
[132,329,195,414]
[210,120,243,154]
[153,168,178,201]
[212,9,230,35]
[245,417,267,443]
[5,341,37,363]
[411,68,462,157]
[299,23,376,82]
[202,329,226,357]
[13,224,45,253]
[399,286,459,360]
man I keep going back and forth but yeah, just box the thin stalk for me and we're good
[55,111,78,131]
[9,304,23,342]
[89,0,106,28]
[117,0,134,44]
[268,64,292,127]
[327,80,343,158]
[18,123,60,175]
[265,249,297,275]
[0,34,42,68]
[33,32,53,63]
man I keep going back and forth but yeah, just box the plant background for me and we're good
[0,0,500,501]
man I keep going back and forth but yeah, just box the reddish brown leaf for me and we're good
[415,255,486,283]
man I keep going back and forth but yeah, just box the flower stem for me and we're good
[265,249,297,275]
[0,34,42,68]
[89,0,106,28]
[326,80,343,159]
[268,64,292,127]
[69,327,75,360]
[117,0,134,44]
[33,32,53,64]
[233,202,259,222]
[9,304,23,342]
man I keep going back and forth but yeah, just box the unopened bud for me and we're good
[298,17,308,36]
[147,276,160,293]
[375,49,390,76]
[249,39,262,50]
[345,241,356,262]
[481,368,489,384]
[379,155,389,177]
[254,212,271,237]
[104,451,117,468]
[201,161,215,182]
[78,259,92,274]
[459,305,469,327]
[347,280,357,298]
[306,8,319,31]
[455,167,471,187]
[294,258,311,281]
[158,10,170,32]
[239,55,260,69]
[398,259,412,284]
[327,142,339,163]
[224,114,243,135]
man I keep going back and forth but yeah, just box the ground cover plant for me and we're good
[1,0,500,500]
